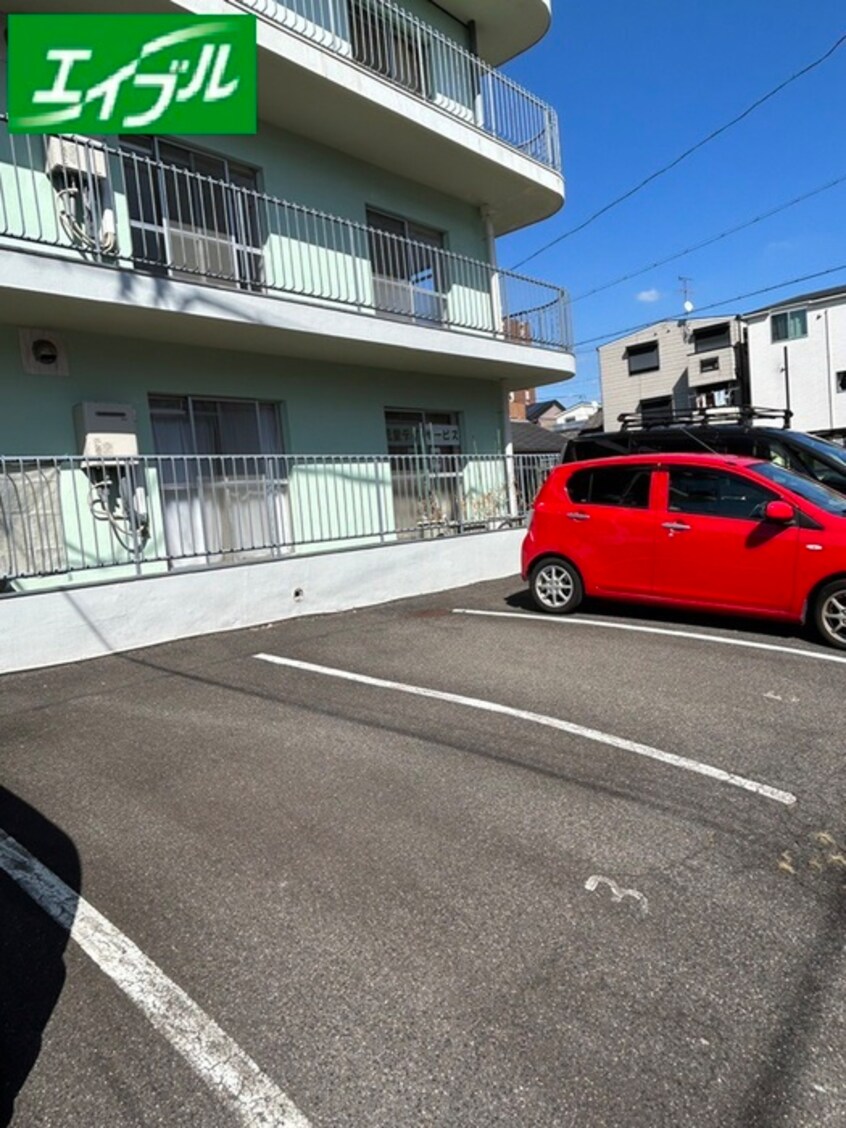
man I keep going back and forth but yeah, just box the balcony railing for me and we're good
[0,452,557,589]
[0,122,572,353]
[232,0,562,172]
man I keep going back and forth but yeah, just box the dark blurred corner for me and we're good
[0,787,80,1127]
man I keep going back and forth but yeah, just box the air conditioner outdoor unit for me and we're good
[46,135,108,180]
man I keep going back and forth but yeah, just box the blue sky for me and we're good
[500,0,846,407]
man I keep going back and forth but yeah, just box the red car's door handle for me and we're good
[566,512,591,521]
[662,521,691,532]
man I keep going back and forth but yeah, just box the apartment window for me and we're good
[367,209,446,325]
[348,1,426,96]
[692,323,731,353]
[771,308,807,342]
[691,383,737,410]
[149,395,283,459]
[699,356,720,373]
[385,409,460,455]
[837,371,846,393]
[638,395,672,422]
[385,409,462,537]
[121,137,263,291]
[626,341,660,375]
[149,396,287,564]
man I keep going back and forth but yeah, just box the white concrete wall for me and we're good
[746,299,846,433]
[0,530,524,674]
[550,402,598,430]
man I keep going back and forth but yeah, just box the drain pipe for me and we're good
[468,20,483,128]
[501,385,519,521]
[824,308,835,431]
[483,207,503,344]
[484,206,519,519]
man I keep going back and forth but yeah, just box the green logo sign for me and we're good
[7,14,257,134]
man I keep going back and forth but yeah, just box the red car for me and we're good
[521,453,846,649]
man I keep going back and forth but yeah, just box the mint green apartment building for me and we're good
[0,0,573,617]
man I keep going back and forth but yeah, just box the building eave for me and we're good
[0,249,576,390]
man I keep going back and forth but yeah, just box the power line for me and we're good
[510,32,846,271]
[569,174,846,303]
[572,263,846,349]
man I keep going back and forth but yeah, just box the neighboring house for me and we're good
[598,317,747,431]
[0,1,574,596]
[549,400,600,433]
[511,420,568,454]
[598,289,846,439]
[526,399,566,429]
[744,286,846,438]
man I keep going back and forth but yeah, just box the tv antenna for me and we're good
[679,276,694,314]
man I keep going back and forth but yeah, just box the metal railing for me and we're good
[1,453,556,589]
[0,121,572,352]
[233,0,562,172]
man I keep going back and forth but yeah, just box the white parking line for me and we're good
[254,653,797,806]
[451,608,846,666]
[0,829,310,1128]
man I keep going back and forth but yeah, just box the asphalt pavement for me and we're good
[1,576,844,1127]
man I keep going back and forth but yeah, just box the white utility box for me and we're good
[74,402,139,461]
[46,135,108,180]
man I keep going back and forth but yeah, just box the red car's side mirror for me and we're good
[764,500,794,523]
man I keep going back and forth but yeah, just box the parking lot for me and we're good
[2,575,845,1127]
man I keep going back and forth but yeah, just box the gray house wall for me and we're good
[599,317,746,431]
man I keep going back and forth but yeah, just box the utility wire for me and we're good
[573,263,846,349]
[510,32,846,271]
[570,174,846,303]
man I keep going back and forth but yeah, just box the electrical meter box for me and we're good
[74,402,139,461]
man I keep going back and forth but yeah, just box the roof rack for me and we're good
[617,405,792,432]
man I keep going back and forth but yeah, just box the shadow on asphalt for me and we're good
[45,592,778,845]
[0,788,80,1127]
[47,586,825,854]
[739,869,846,1126]
[502,587,818,646]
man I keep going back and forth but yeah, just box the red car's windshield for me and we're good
[754,461,846,516]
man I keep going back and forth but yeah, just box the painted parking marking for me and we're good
[584,875,648,915]
[254,653,797,806]
[0,829,311,1128]
[451,608,846,666]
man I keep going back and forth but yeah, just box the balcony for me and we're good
[432,1,553,65]
[0,0,564,231]
[223,0,564,231]
[0,123,574,385]
[233,0,560,172]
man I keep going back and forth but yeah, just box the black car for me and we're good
[563,407,846,495]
